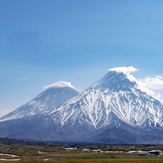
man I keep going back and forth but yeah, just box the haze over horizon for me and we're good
[1,0,163,117]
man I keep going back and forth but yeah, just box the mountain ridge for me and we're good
[0,84,79,122]
[0,70,163,143]
[47,71,163,130]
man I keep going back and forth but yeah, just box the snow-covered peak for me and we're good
[0,83,79,122]
[108,66,138,82]
[93,70,136,91]
[105,68,159,99]
[44,81,76,90]
[51,69,163,131]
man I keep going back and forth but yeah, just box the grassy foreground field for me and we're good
[1,139,163,162]
[1,160,163,163]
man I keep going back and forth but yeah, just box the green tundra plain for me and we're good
[1,138,163,162]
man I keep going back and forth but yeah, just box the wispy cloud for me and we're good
[108,66,139,75]
[43,81,76,90]
[16,77,27,81]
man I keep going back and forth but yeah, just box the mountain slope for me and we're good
[1,70,163,143]
[0,81,79,122]
[49,71,163,132]
[89,127,163,144]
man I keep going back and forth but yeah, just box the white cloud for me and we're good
[137,76,163,102]
[108,66,139,75]
[44,81,75,90]
[138,76,163,90]
[136,80,161,101]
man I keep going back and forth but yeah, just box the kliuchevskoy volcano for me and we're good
[1,70,163,144]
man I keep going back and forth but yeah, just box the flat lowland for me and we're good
[1,139,163,162]
[1,160,163,163]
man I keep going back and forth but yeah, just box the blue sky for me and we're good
[1,0,163,117]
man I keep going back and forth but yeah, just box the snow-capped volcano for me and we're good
[1,70,163,143]
[0,81,79,122]
[49,70,163,130]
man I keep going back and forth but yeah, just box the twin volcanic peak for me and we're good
[0,69,163,142]
[0,81,79,122]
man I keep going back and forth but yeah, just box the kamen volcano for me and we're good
[0,81,79,122]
